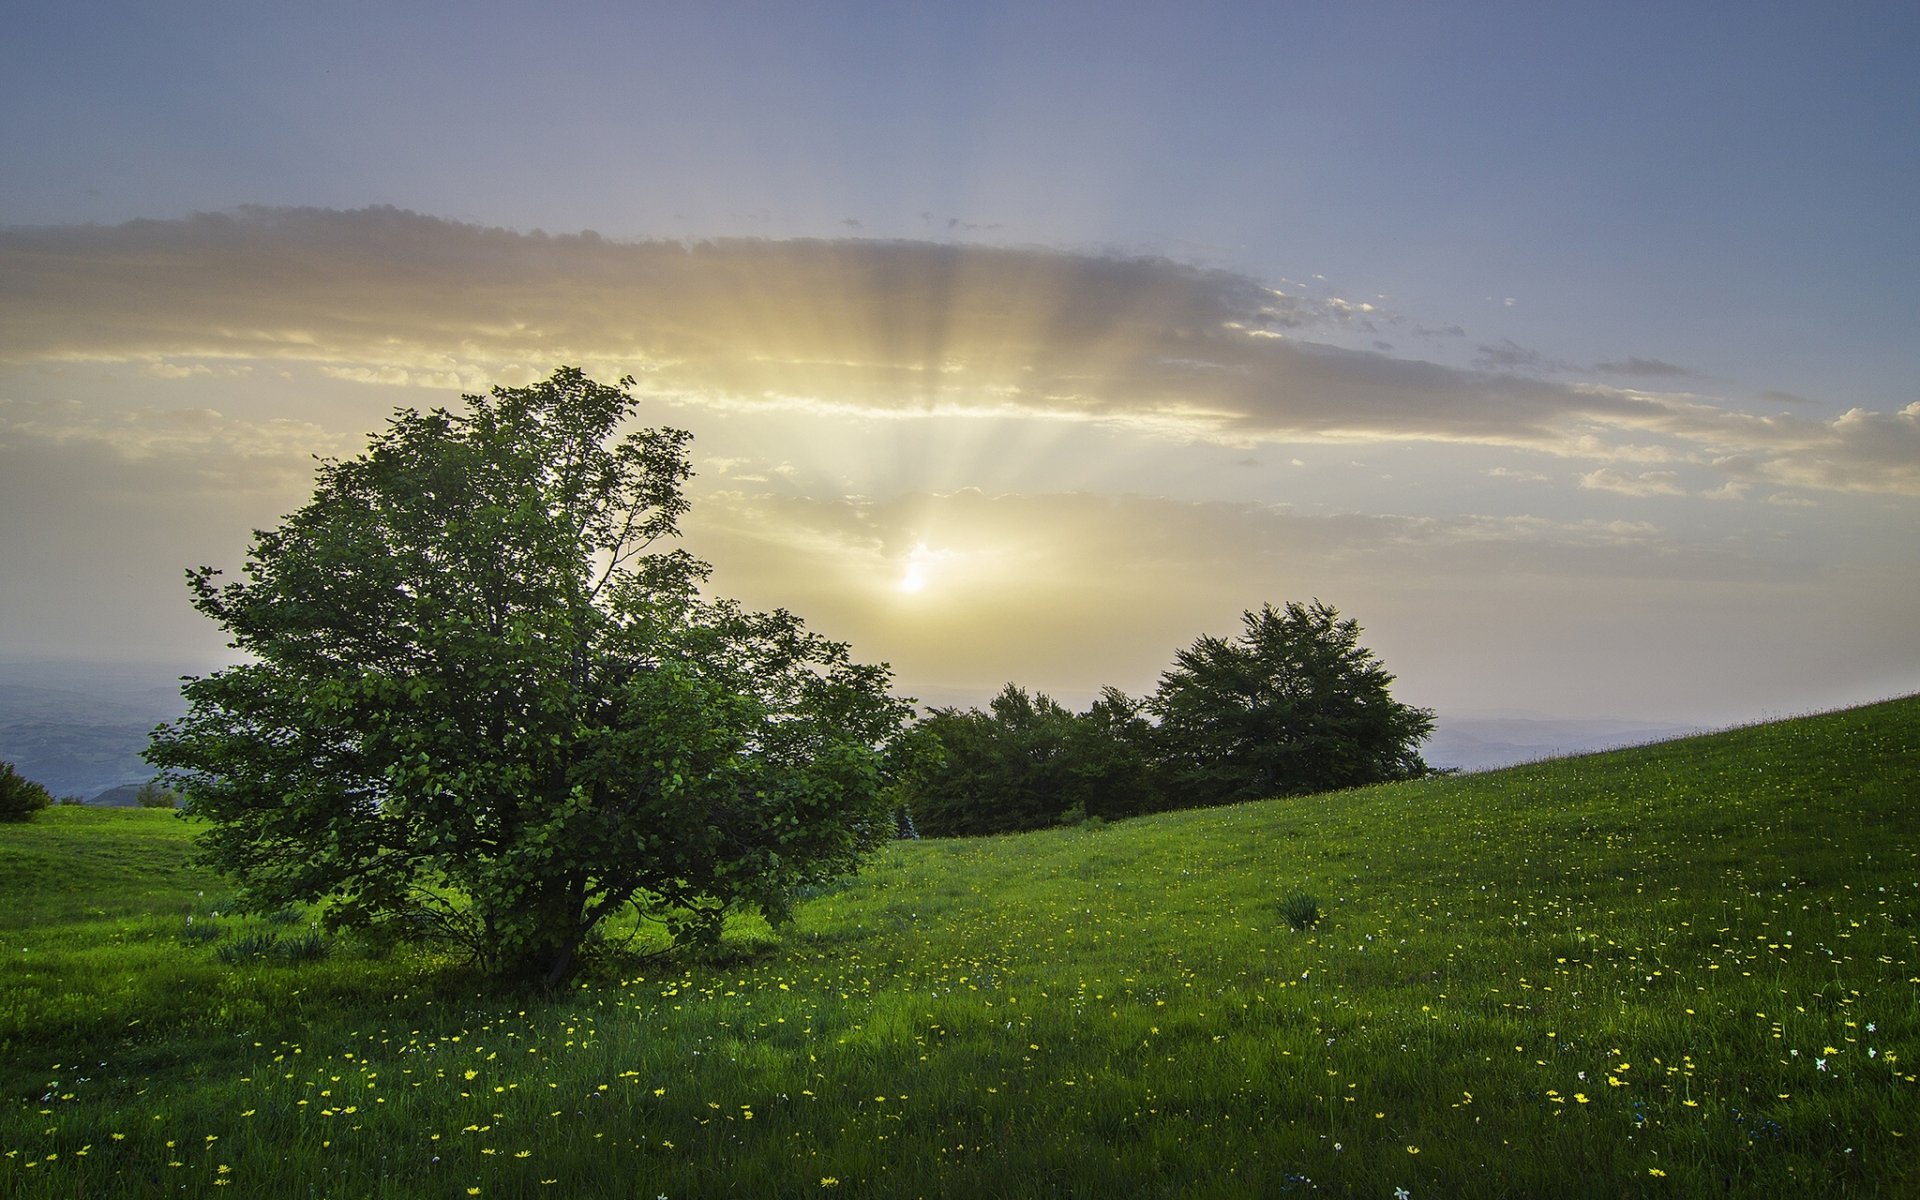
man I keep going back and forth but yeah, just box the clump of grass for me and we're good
[1279,890,1321,930]
[178,915,220,944]
[274,930,330,963]
[214,930,282,964]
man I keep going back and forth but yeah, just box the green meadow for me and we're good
[3,698,1917,1198]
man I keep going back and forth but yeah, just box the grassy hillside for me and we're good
[2,697,1916,1197]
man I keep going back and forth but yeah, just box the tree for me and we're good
[1148,600,1433,806]
[135,780,181,808]
[1066,686,1167,820]
[904,684,1166,836]
[0,761,54,821]
[907,685,1078,836]
[146,368,908,985]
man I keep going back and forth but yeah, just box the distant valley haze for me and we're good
[2,3,1915,773]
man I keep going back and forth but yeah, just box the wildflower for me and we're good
[1407,1145,1420,1155]
[822,1179,841,1188]
[1816,1059,1828,1071]
[1395,1189,1411,1200]
[1649,1167,1667,1177]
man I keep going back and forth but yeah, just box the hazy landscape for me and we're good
[0,659,1704,802]
[4,5,1917,1196]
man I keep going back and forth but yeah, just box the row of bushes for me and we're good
[889,601,1436,837]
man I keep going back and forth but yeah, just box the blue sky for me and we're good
[2,2,1916,724]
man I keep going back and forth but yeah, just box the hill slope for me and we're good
[2,697,1916,1197]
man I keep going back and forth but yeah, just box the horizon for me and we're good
[3,3,1917,733]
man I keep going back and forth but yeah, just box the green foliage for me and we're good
[274,930,331,963]
[214,930,282,964]
[0,761,53,822]
[1150,599,1434,806]
[144,368,908,985]
[907,684,1165,836]
[134,780,181,808]
[900,602,1432,835]
[1278,890,1320,930]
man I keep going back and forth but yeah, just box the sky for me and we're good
[2,1,1916,727]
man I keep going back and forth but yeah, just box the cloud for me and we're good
[1473,338,1548,372]
[4,207,1917,494]
[1485,466,1548,482]
[143,361,213,380]
[1594,357,1696,379]
[0,394,346,495]
[1580,468,1687,497]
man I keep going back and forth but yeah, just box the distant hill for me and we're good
[1423,714,1703,772]
[0,661,194,799]
[88,782,162,807]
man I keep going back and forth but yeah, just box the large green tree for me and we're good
[1148,600,1433,806]
[146,368,908,984]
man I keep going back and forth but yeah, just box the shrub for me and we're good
[215,931,282,964]
[0,761,53,821]
[275,931,331,963]
[135,780,181,808]
[1279,891,1321,931]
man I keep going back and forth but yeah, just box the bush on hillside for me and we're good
[136,780,182,808]
[0,761,54,822]
[1149,600,1434,807]
[897,600,1434,835]
[906,685,1166,836]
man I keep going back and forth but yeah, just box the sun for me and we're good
[895,542,938,594]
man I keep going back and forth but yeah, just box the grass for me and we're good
[2,697,1917,1197]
